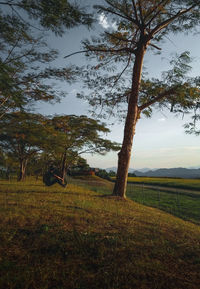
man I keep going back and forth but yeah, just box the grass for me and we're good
[0,177,200,289]
[69,176,200,225]
[127,177,200,191]
[126,184,200,225]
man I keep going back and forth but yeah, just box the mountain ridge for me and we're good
[106,166,200,178]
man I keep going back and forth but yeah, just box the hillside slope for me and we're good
[0,178,200,289]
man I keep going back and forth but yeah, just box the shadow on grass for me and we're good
[66,206,91,214]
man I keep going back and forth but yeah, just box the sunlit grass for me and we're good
[0,177,200,289]
[127,177,200,191]
[126,184,200,225]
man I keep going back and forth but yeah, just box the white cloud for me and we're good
[158,118,166,122]
[99,13,109,29]
[99,13,117,30]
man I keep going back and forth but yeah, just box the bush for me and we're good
[96,169,111,181]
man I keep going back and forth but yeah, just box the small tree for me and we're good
[0,112,61,180]
[47,115,120,182]
[68,157,90,176]
[68,0,200,198]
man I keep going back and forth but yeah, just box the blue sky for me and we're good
[37,3,200,170]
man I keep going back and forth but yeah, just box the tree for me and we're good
[68,0,200,198]
[0,0,93,35]
[0,112,62,180]
[184,102,200,135]
[47,115,120,183]
[96,169,111,180]
[0,32,76,116]
[68,157,90,176]
[0,1,93,116]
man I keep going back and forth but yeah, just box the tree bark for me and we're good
[113,43,146,198]
[60,150,67,184]
[18,158,27,181]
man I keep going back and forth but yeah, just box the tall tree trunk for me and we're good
[18,158,27,181]
[113,44,146,198]
[60,150,67,184]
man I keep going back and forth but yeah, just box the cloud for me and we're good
[99,13,109,29]
[158,118,166,122]
[99,13,117,30]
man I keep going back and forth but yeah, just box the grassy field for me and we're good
[127,177,200,191]
[0,177,200,289]
[126,184,200,225]
[69,176,200,225]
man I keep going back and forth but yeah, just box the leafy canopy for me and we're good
[48,115,120,165]
[0,0,93,116]
[73,0,200,119]
[0,0,93,35]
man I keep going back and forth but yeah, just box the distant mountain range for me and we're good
[106,167,200,179]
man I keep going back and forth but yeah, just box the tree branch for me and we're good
[10,3,44,32]
[149,3,198,38]
[138,0,144,25]
[112,54,132,88]
[64,50,89,59]
[96,1,139,27]
[131,0,140,26]
[145,0,169,26]
[0,1,22,7]
[139,85,179,111]
[64,46,134,59]
[149,43,162,50]
[3,37,21,63]
[0,96,10,107]
[105,31,132,43]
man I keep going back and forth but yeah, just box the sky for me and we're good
[36,1,200,170]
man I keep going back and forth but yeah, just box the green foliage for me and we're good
[128,172,136,177]
[0,113,120,179]
[138,52,200,118]
[47,114,120,171]
[0,112,61,179]
[0,0,93,35]
[68,157,90,176]
[96,169,111,181]
[76,1,200,120]
[108,170,116,177]
[0,28,75,115]
[184,106,200,135]
[0,0,92,116]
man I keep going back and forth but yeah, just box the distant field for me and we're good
[125,177,200,225]
[127,177,200,191]
[126,184,200,225]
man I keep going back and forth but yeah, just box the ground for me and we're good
[0,177,200,289]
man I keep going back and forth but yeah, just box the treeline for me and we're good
[0,113,119,181]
